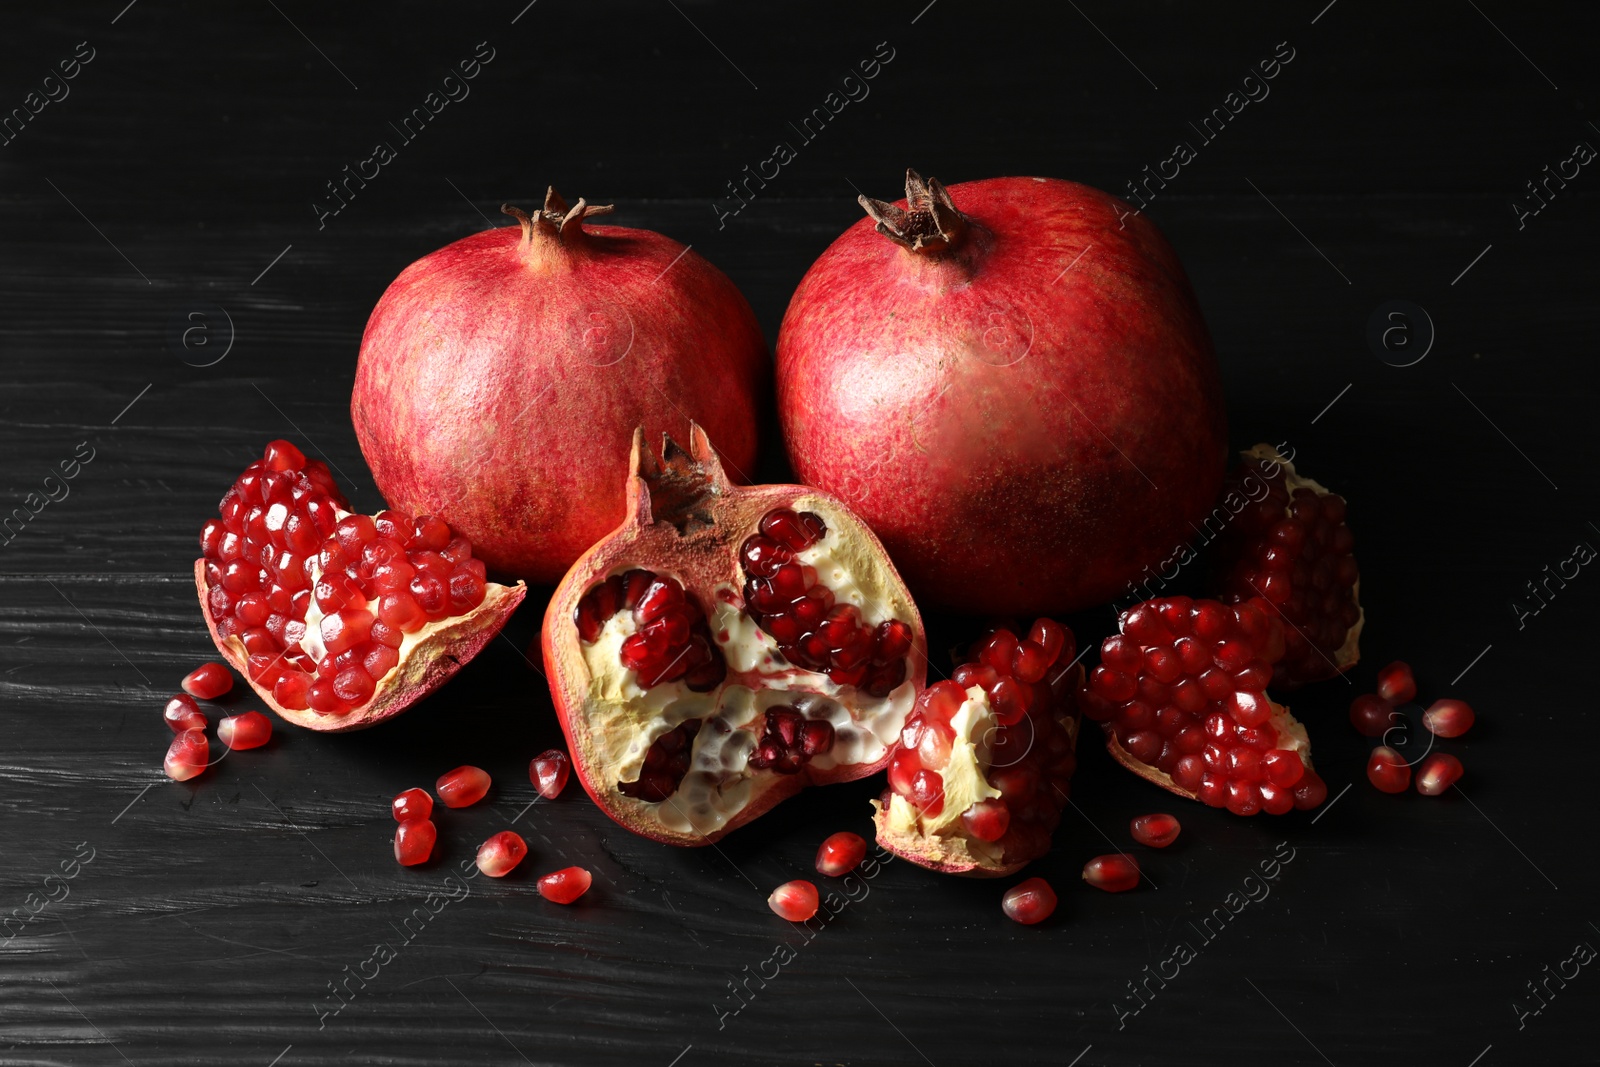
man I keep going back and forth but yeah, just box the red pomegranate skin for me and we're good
[354,202,766,584]
[776,175,1226,614]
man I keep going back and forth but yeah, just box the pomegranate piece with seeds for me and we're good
[1366,746,1411,794]
[164,694,207,733]
[542,426,926,848]
[182,662,233,700]
[816,832,868,877]
[1079,596,1324,816]
[164,729,209,781]
[529,749,571,799]
[1001,877,1058,925]
[537,867,593,904]
[436,766,490,809]
[1130,813,1181,848]
[394,819,436,866]
[1423,699,1475,739]
[1211,445,1362,688]
[1377,660,1417,705]
[1416,753,1464,796]
[476,831,528,877]
[218,711,272,750]
[194,440,526,732]
[1349,693,1396,738]
[1083,853,1141,893]
[873,619,1081,877]
[767,880,820,921]
[392,787,432,823]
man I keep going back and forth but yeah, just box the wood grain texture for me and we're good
[1,1,1595,1064]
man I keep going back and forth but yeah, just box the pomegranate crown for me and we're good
[501,186,615,250]
[626,423,730,535]
[859,168,968,254]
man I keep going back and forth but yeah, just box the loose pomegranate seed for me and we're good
[619,721,699,802]
[529,749,571,799]
[1423,699,1475,738]
[476,831,528,877]
[537,866,593,904]
[1366,746,1411,793]
[218,711,272,750]
[1349,693,1396,737]
[815,832,868,877]
[182,662,233,700]
[164,729,210,781]
[1001,877,1057,924]
[767,879,819,921]
[1130,813,1181,848]
[394,819,437,866]
[1415,753,1464,796]
[1083,853,1141,893]
[436,765,491,808]
[1376,660,1417,704]
[164,694,207,733]
[392,787,432,823]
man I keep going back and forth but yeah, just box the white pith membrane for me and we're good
[576,497,918,836]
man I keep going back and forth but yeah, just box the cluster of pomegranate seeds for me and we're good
[740,508,912,696]
[1349,693,1396,737]
[889,619,1076,859]
[1083,853,1141,893]
[200,439,490,717]
[218,711,272,750]
[1423,699,1475,738]
[537,866,593,904]
[476,831,528,878]
[394,819,436,867]
[1081,597,1325,816]
[1377,660,1417,704]
[1001,877,1058,925]
[767,879,820,921]
[164,729,209,781]
[618,721,699,802]
[576,569,726,690]
[1366,746,1411,793]
[1214,453,1359,687]
[529,749,571,799]
[164,694,207,733]
[436,766,490,808]
[1130,813,1181,848]
[746,705,834,773]
[392,787,433,822]
[815,831,867,877]
[1416,753,1464,795]
[182,662,232,700]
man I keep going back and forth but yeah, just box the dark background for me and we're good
[1,1,1595,1064]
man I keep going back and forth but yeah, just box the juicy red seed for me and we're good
[961,798,1010,842]
[909,768,945,817]
[759,508,823,552]
[476,831,528,877]
[767,879,820,921]
[1366,746,1411,794]
[747,706,831,774]
[1415,753,1464,796]
[1002,877,1058,925]
[1423,699,1475,738]
[1292,770,1328,810]
[1261,749,1306,787]
[1130,813,1181,848]
[1029,618,1070,665]
[392,787,432,823]
[218,711,272,750]
[164,694,207,733]
[1349,693,1396,737]
[529,749,571,799]
[1083,853,1141,893]
[815,832,868,877]
[332,666,375,707]
[394,819,437,866]
[537,866,593,904]
[306,678,345,714]
[436,765,491,808]
[619,721,700,802]
[262,440,306,471]
[164,729,210,781]
[182,662,233,700]
[1376,660,1417,704]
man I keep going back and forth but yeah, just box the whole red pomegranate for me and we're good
[776,170,1226,614]
[353,188,767,584]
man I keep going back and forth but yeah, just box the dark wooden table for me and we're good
[2,2,1594,1064]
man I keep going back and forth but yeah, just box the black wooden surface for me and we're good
[2,2,1596,1064]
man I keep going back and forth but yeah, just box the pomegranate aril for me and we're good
[530,749,571,799]
[164,694,207,733]
[218,711,271,750]
[759,508,817,552]
[392,787,433,823]
[332,666,375,706]
[961,798,1010,842]
[436,765,491,808]
[767,879,819,921]
[815,832,868,877]
[1366,746,1411,794]
[1002,877,1057,925]
[164,729,209,781]
[1423,699,1475,738]
[537,866,592,904]
[1415,753,1464,796]
[394,819,437,866]
[1130,813,1180,848]
[476,831,528,877]
[1350,693,1395,737]
[1376,660,1417,704]
[306,679,345,714]
[262,439,306,471]
[182,662,233,700]
[908,769,945,817]
[1292,769,1328,810]
[1083,853,1141,893]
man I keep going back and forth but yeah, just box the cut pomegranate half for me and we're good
[873,620,1081,877]
[542,425,927,847]
[1212,444,1362,687]
[194,440,526,732]
[1080,596,1324,816]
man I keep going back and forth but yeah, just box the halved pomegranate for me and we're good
[1212,444,1362,687]
[195,440,526,732]
[1080,596,1325,816]
[873,621,1081,877]
[542,425,926,847]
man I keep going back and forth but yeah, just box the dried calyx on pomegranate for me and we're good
[873,620,1081,877]
[1080,596,1326,816]
[1212,445,1361,687]
[542,425,926,847]
[195,440,526,731]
